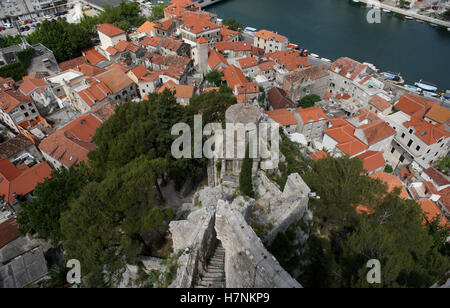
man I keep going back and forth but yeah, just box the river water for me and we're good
[207,0,450,89]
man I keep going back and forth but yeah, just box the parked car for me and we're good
[25,20,32,24]
[0,26,5,31]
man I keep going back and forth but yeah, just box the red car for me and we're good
[25,20,32,24]
[0,26,5,31]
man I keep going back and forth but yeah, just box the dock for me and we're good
[356,0,450,28]
[193,0,225,8]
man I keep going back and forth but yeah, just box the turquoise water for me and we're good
[208,0,450,89]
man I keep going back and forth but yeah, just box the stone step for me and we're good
[202,272,224,279]
[200,276,225,282]
[205,267,224,272]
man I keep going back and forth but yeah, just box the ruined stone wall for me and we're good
[169,207,217,288]
[215,200,302,288]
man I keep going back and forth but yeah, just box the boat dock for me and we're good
[193,0,226,8]
[355,0,450,28]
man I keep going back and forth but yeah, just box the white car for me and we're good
[4,23,12,28]
[44,15,52,19]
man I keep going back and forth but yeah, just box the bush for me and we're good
[384,164,393,173]
[0,48,34,81]
[239,145,254,198]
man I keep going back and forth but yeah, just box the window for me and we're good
[20,105,25,110]
[401,133,405,138]
[391,147,395,154]
[24,112,29,117]
[427,149,431,154]
[31,109,35,113]
[409,129,413,134]
[416,145,420,151]
[399,155,405,162]
[407,139,413,147]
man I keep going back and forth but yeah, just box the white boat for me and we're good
[405,16,413,20]
[310,53,320,58]
[321,58,331,62]
[414,80,438,92]
[352,0,360,3]
[447,27,450,31]
[382,9,391,13]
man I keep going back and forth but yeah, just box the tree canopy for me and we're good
[149,1,171,22]
[26,19,93,62]
[17,165,92,245]
[223,18,243,31]
[269,155,449,288]
[204,70,224,87]
[297,94,321,108]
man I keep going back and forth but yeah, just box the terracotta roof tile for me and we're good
[97,23,125,37]
[355,151,385,173]
[265,108,297,126]
[370,171,410,199]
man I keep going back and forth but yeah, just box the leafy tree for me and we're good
[297,94,321,108]
[303,156,386,232]
[149,1,170,21]
[435,156,450,175]
[26,19,93,62]
[204,70,224,87]
[0,48,34,81]
[0,35,22,48]
[60,156,175,285]
[17,165,92,245]
[239,144,254,198]
[100,2,146,31]
[384,164,393,173]
[223,18,243,31]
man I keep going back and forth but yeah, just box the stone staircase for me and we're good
[195,242,225,288]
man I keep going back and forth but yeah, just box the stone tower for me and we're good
[195,36,209,75]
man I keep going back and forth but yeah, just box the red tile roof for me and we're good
[0,159,52,204]
[264,50,311,71]
[97,23,125,37]
[355,120,396,146]
[267,87,295,110]
[355,151,385,173]
[0,218,19,248]
[0,89,33,114]
[418,199,448,227]
[73,63,106,77]
[370,95,391,111]
[76,80,111,107]
[19,78,48,95]
[181,15,220,34]
[58,56,87,72]
[295,106,327,123]
[370,171,410,199]
[310,150,328,161]
[95,67,134,94]
[141,36,163,48]
[222,65,247,91]
[238,57,259,69]
[423,167,450,187]
[38,114,102,167]
[403,118,449,145]
[265,108,297,126]
[395,93,436,119]
[137,21,155,36]
[208,50,229,70]
[84,48,108,66]
[216,41,252,52]
[329,57,367,81]
[157,80,194,99]
[424,104,450,124]
[254,29,287,43]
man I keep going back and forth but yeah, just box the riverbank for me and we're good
[354,0,450,28]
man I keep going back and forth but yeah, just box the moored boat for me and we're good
[310,53,320,58]
[404,84,421,92]
[405,16,413,20]
[321,58,331,62]
[383,72,404,85]
[414,80,438,92]
[382,9,391,13]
